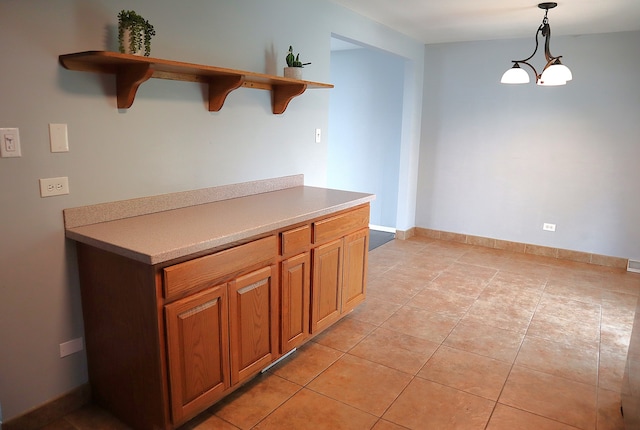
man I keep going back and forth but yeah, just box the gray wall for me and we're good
[328,47,405,228]
[0,0,424,420]
[417,31,640,260]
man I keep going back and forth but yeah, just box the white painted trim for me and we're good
[369,224,396,233]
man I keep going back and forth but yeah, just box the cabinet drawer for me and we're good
[281,225,311,257]
[313,206,369,244]
[164,235,277,301]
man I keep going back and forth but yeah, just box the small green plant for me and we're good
[286,46,311,67]
[118,10,155,56]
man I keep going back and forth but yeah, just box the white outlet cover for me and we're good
[39,176,70,197]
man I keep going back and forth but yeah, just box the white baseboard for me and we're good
[369,224,396,233]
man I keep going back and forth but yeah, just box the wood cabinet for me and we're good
[311,206,369,334]
[311,239,344,333]
[310,228,369,333]
[341,228,369,313]
[76,244,169,430]
[279,224,312,353]
[165,263,278,424]
[73,204,369,430]
[163,236,278,424]
[280,252,311,352]
[165,285,230,424]
[228,265,278,384]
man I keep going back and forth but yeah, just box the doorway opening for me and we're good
[328,35,405,238]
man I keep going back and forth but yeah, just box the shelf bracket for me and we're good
[116,64,154,109]
[208,75,245,112]
[272,84,307,115]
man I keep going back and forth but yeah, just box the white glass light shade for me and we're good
[540,62,572,85]
[501,65,530,84]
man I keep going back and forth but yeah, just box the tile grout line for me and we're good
[481,270,549,429]
[247,379,306,430]
[352,241,455,428]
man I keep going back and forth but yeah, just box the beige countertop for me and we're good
[65,185,374,265]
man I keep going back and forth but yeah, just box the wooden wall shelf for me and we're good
[59,51,333,114]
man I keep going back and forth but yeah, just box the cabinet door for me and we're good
[281,252,311,353]
[228,265,278,385]
[342,228,368,313]
[165,284,230,424]
[311,239,343,333]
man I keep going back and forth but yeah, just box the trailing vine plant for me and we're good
[117,10,155,56]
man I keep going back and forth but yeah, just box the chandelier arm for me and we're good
[514,24,544,64]
[542,22,561,63]
[542,57,560,73]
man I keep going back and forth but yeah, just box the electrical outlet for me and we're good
[315,128,321,143]
[39,176,69,197]
[543,223,556,232]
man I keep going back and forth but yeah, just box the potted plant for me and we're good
[118,10,155,56]
[284,46,310,80]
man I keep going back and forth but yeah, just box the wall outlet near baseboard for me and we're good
[543,223,556,232]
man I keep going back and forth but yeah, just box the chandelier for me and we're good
[501,2,572,86]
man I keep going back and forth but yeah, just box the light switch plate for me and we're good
[0,128,22,158]
[49,123,69,152]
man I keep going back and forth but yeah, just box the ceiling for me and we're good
[330,0,640,44]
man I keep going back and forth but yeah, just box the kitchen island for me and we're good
[64,175,374,430]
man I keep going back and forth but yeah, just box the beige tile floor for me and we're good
[43,236,640,430]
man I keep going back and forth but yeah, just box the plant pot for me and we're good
[284,67,303,80]
[121,28,143,56]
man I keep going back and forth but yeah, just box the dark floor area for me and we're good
[369,229,395,251]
